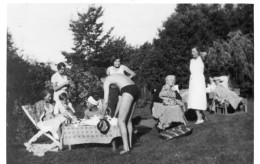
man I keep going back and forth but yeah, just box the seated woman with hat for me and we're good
[84,96,104,119]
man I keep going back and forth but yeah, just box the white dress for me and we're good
[188,56,207,110]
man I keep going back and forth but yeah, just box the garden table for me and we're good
[62,124,121,150]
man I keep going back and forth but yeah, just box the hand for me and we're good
[63,113,70,119]
[99,115,105,120]
[66,79,71,85]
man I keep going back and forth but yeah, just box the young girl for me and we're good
[54,92,77,124]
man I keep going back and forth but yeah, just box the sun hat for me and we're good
[87,96,98,105]
[97,119,110,134]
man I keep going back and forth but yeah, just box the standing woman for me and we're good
[106,56,136,117]
[106,56,136,78]
[188,47,207,124]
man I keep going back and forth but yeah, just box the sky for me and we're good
[7,3,176,64]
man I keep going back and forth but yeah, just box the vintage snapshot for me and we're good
[7,3,254,163]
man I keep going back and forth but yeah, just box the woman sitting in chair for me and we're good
[159,75,183,107]
[152,75,187,131]
[33,90,67,140]
[84,96,104,119]
[211,77,244,111]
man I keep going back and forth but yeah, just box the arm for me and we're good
[122,65,136,79]
[33,102,43,124]
[114,95,122,117]
[101,79,110,118]
[175,91,182,100]
[52,80,70,92]
[106,67,111,76]
[68,103,75,113]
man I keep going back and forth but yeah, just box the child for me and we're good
[54,92,78,124]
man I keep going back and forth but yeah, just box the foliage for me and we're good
[133,4,254,91]
[62,6,136,110]
[7,31,54,144]
[62,5,113,67]
[205,30,254,88]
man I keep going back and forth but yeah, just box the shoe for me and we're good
[195,120,204,124]
[119,150,131,155]
[210,110,215,114]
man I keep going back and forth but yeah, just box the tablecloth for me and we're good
[62,124,121,146]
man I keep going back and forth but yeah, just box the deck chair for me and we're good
[22,105,62,149]
[212,88,247,115]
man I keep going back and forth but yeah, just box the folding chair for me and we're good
[22,105,62,149]
[212,88,247,115]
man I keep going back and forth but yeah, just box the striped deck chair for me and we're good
[22,105,62,150]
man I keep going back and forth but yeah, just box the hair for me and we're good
[59,92,68,101]
[110,55,120,64]
[41,89,52,99]
[57,62,66,70]
[165,75,176,82]
[192,46,201,53]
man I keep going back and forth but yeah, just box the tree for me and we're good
[7,30,55,144]
[150,4,253,89]
[62,5,113,68]
[61,5,117,109]
[205,30,253,89]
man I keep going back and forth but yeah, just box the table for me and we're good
[62,124,121,150]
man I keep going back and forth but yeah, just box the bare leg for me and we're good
[111,140,117,152]
[127,102,136,149]
[118,93,134,153]
[195,110,202,121]
[195,110,204,124]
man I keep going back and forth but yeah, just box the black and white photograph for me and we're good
[5,1,256,163]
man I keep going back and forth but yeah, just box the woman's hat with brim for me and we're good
[97,119,110,134]
[87,96,98,105]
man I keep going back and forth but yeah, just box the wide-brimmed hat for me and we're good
[97,119,110,134]
[87,96,98,105]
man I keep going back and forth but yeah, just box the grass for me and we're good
[7,98,254,164]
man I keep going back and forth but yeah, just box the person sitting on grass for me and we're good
[101,74,140,155]
[54,92,78,125]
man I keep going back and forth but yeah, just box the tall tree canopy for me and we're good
[133,4,253,90]
[61,5,135,105]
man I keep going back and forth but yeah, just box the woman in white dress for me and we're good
[188,47,207,124]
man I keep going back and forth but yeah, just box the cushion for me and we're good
[159,125,193,140]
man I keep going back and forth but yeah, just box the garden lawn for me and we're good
[7,98,254,164]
